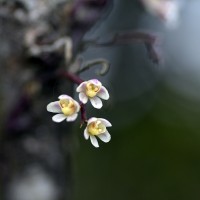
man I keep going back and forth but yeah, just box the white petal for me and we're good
[76,82,86,92]
[79,92,88,104]
[98,118,112,127]
[66,113,78,122]
[90,97,102,109]
[59,94,71,100]
[87,117,97,124]
[84,128,89,140]
[97,131,111,143]
[90,135,99,148]
[90,79,102,87]
[52,114,66,123]
[47,101,61,113]
[97,86,109,100]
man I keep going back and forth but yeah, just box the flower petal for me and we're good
[90,79,102,87]
[98,118,112,127]
[79,92,88,104]
[59,94,71,100]
[97,86,109,100]
[47,101,61,113]
[90,97,102,109]
[90,135,99,148]
[84,128,89,140]
[97,131,111,143]
[66,113,78,122]
[52,114,66,123]
[76,82,86,92]
[87,117,97,124]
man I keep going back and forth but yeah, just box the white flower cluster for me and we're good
[47,79,111,148]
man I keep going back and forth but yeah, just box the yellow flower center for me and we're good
[87,120,106,136]
[59,99,76,116]
[85,83,101,98]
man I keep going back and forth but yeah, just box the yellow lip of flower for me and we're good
[85,82,101,98]
[59,99,76,116]
[87,120,106,136]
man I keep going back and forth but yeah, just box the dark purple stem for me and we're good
[80,102,88,124]
[82,30,162,64]
[115,31,157,44]
[58,71,84,85]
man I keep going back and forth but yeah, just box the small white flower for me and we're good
[84,117,112,148]
[47,95,80,123]
[76,79,109,109]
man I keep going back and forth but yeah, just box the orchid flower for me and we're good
[84,117,112,148]
[76,79,109,109]
[47,95,80,122]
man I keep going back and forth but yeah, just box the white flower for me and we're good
[76,79,109,109]
[47,95,80,123]
[84,117,112,148]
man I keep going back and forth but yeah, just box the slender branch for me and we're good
[78,58,110,75]
[83,31,158,46]
[82,30,162,64]
[60,71,83,85]
[115,31,157,44]
[80,102,88,125]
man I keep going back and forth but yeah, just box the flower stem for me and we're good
[58,70,84,84]
[80,102,87,125]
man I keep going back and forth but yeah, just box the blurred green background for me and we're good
[72,1,200,200]
[73,84,200,200]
